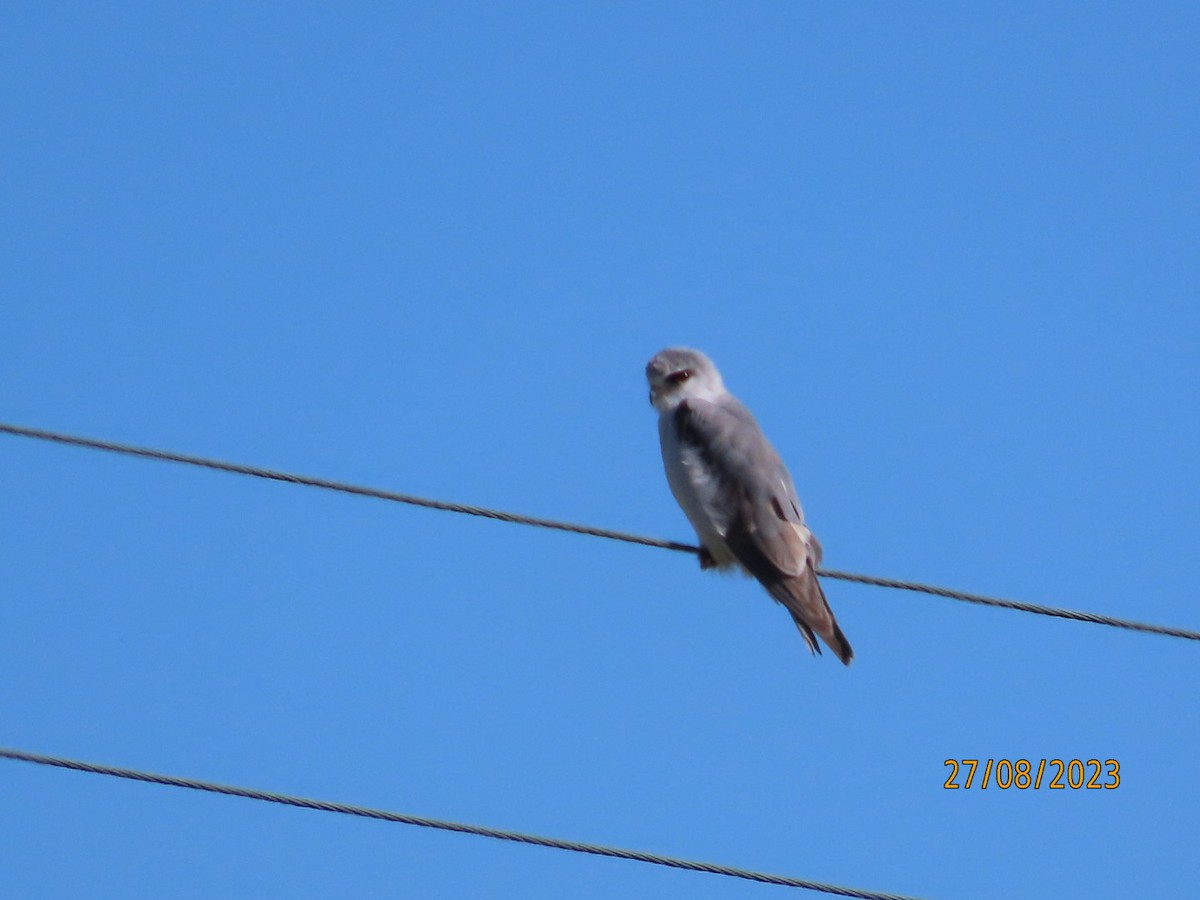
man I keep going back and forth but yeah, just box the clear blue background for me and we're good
[2,4,1197,898]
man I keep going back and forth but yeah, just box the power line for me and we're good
[2,421,1197,643]
[0,747,924,900]
[813,569,1200,640]
[0,422,695,553]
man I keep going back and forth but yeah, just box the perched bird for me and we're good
[646,347,853,664]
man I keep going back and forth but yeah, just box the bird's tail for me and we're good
[771,568,854,666]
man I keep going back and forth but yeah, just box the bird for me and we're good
[646,347,853,664]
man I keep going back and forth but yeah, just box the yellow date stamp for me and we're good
[943,758,1120,790]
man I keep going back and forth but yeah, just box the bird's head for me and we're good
[646,347,725,412]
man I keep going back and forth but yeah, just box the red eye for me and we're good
[666,370,692,385]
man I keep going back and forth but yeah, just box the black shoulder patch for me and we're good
[673,400,737,495]
[673,402,713,462]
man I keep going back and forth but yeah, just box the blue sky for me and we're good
[2,4,1197,898]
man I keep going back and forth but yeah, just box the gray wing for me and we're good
[673,396,813,573]
[674,397,853,664]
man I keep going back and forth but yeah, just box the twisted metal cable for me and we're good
[817,569,1200,640]
[0,747,923,900]
[3,421,1197,642]
[0,422,695,552]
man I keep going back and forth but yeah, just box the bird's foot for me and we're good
[697,547,718,570]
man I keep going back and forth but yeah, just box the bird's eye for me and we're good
[666,370,692,385]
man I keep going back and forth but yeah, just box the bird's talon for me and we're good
[698,547,717,570]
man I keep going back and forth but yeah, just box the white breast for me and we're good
[658,414,741,569]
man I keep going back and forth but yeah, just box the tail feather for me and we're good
[723,522,854,665]
[770,568,854,665]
